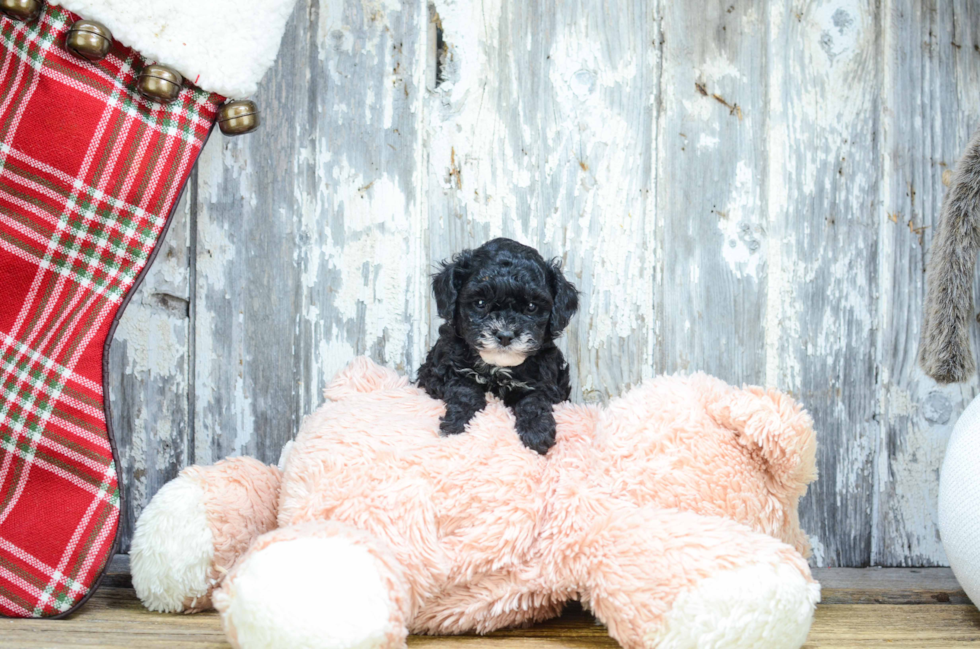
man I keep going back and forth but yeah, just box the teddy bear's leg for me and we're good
[580,507,820,649]
[131,457,282,613]
[213,521,411,649]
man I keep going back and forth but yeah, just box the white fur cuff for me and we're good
[53,0,298,98]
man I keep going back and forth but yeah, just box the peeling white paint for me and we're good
[696,133,719,151]
[114,303,186,377]
[718,161,763,279]
[808,535,827,568]
[233,375,255,455]
[112,0,980,568]
[425,0,655,398]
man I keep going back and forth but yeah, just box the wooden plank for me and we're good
[108,189,193,552]
[101,557,972,605]
[188,5,316,468]
[874,0,980,566]
[765,0,881,567]
[189,0,428,479]
[103,0,980,567]
[655,0,768,384]
[814,567,969,604]
[104,557,970,604]
[303,0,429,383]
[804,605,980,647]
[423,0,659,401]
[4,580,980,649]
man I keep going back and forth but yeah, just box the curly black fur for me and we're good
[416,238,579,454]
[920,126,980,383]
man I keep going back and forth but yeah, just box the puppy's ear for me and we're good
[432,249,475,321]
[547,258,579,336]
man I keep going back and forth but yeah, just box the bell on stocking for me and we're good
[0,0,43,22]
[219,100,260,136]
[66,19,113,62]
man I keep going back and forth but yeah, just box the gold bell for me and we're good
[66,20,113,62]
[137,64,183,104]
[0,0,43,22]
[218,100,260,136]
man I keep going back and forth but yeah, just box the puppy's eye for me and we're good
[525,302,538,314]
[474,299,487,309]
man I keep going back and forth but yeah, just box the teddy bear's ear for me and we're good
[708,386,817,493]
[323,357,412,401]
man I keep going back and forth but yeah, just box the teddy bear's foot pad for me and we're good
[219,536,398,649]
[648,562,820,649]
[131,474,215,613]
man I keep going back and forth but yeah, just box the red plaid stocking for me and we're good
[0,5,219,617]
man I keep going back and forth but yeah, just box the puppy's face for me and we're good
[433,238,578,367]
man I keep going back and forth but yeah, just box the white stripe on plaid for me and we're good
[48,416,111,451]
[0,11,66,182]
[0,295,121,527]
[0,171,160,269]
[0,334,72,423]
[0,18,213,147]
[33,429,113,475]
[1,144,167,233]
[0,537,83,596]
[35,463,117,615]
[66,373,102,397]
[0,434,116,498]
[1,3,217,616]
[56,394,106,424]
[0,566,47,608]
[0,60,132,528]
[0,198,158,291]
[0,438,115,503]
[0,593,29,617]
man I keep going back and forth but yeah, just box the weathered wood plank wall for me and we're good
[108,0,980,566]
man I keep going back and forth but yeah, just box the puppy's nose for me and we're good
[496,331,515,346]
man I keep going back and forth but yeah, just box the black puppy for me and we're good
[416,238,579,454]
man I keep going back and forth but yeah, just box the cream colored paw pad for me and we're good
[224,537,392,649]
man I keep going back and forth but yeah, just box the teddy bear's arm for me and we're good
[131,457,281,613]
[580,506,820,649]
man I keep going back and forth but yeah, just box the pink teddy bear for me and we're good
[131,357,820,649]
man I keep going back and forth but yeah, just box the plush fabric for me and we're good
[920,126,980,383]
[53,0,298,98]
[939,394,980,607]
[132,358,821,649]
[0,4,218,618]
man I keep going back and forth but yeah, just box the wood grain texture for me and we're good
[874,0,980,566]
[813,566,970,604]
[109,189,193,549]
[3,567,979,648]
[656,0,767,383]
[423,0,659,401]
[189,3,317,471]
[107,0,980,565]
[765,0,882,567]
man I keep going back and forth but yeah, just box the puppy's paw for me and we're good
[515,411,556,455]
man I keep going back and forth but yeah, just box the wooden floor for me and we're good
[2,559,979,648]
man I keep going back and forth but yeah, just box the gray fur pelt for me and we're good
[920,127,980,383]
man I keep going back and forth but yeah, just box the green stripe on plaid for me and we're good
[1,26,215,148]
[0,3,219,618]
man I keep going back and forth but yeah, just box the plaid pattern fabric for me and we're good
[0,5,219,617]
